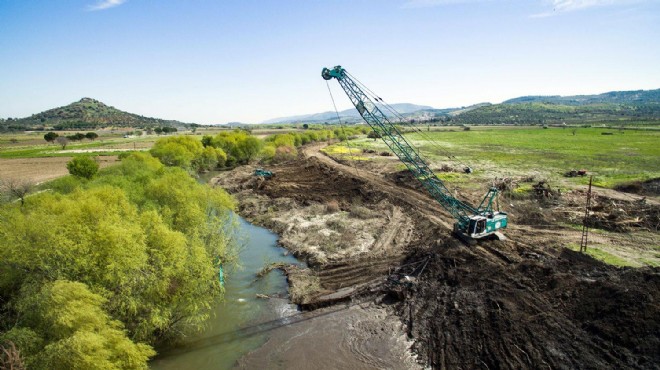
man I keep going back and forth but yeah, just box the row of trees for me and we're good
[0,153,237,369]
[44,131,98,143]
[148,126,373,174]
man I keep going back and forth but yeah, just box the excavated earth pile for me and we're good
[392,235,659,369]
[214,148,660,369]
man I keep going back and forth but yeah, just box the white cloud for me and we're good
[87,0,127,11]
[402,0,491,8]
[532,0,647,17]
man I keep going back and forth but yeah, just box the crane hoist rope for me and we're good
[325,80,360,177]
[322,65,508,240]
[344,71,474,173]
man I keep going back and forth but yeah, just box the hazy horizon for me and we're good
[1,0,659,124]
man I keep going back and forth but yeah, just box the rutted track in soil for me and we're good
[217,143,659,369]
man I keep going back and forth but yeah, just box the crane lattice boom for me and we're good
[322,65,507,239]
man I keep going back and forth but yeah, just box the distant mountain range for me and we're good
[262,103,437,124]
[0,98,189,131]
[264,89,660,125]
[2,88,658,132]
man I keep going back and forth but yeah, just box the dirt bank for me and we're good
[213,156,416,305]
[213,143,660,369]
[392,233,659,369]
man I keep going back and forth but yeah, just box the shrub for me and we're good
[367,130,381,139]
[260,145,276,162]
[44,132,59,143]
[349,205,375,219]
[326,200,340,213]
[150,135,226,172]
[66,156,99,179]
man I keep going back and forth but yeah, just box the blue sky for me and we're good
[1,0,659,124]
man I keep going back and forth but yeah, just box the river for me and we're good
[151,172,420,369]
[150,216,302,369]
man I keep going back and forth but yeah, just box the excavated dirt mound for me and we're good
[257,157,389,209]
[392,234,660,369]
[615,178,660,197]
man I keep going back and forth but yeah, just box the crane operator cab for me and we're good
[464,211,508,239]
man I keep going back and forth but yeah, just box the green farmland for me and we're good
[331,126,660,189]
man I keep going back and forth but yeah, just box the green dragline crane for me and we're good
[322,65,507,240]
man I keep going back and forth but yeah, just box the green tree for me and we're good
[151,135,226,172]
[0,163,236,354]
[8,280,155,369]
[208,130,262,165]
[67,156,99,179]
[44,132,59,143]
[85,132,98,141]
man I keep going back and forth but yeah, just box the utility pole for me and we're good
[580,176,593,253]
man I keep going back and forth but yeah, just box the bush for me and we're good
[44,132,58,143]
[367,130,381,139]
[208,130,262,165]
[349,205,375,219]
[260,145,276,162]
[150,135,226,172]
[66,156,99,179]
[326,200,340,213]
[0,154,238,367]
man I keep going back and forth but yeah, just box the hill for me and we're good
[502,89,660,106]
[263,88,660,126]
[0,98,189,131]
[454,89,660,125]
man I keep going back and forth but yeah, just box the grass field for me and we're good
[333,126,660,189]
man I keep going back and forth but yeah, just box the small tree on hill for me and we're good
[56,136,69,149]
[67,156,99,179]
[44,132,59,143]
[85,132,99,141]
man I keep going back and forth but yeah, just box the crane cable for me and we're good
[347,71,464,163]
[345,71,474,173]
[344,72,470,200]
[326,80,360,177]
